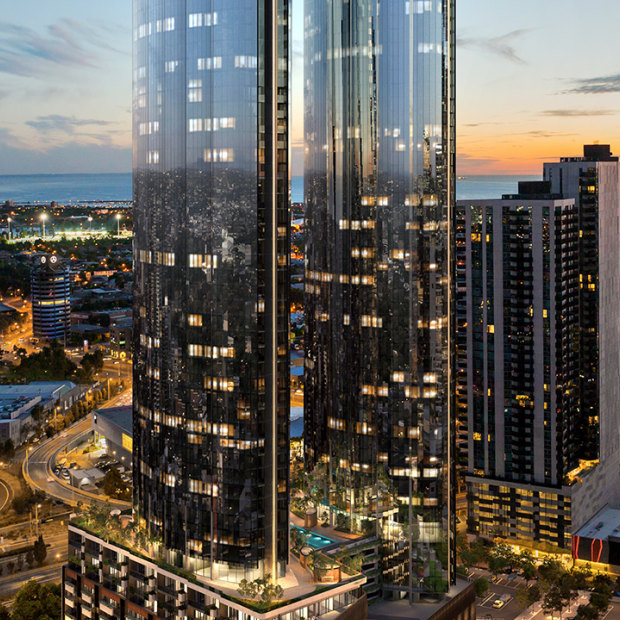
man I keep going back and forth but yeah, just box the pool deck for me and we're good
[290,511,363,545]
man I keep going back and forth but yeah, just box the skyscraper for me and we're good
[64,2,368,619]
[460,148,620,548]
[458,183,581,546]
[31,253,71,342]
[131,0,289,583]
[544,145,620,528]
[304,0,456,599]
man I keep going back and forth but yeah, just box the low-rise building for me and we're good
[92,405,132,463]
[0,381,80,444]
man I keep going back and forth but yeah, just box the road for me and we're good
[0,563,63,603]
[0,479,12,513]
[23,411,129,509]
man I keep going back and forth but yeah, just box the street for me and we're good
[22,411,129,509]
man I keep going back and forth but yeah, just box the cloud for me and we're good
[458,29,530,65]
[542,109,615,117]
[0,139,130,175]
[525,130,576,139]
[26,115,112,134]
[565,74,620,94]
[0,18,127,78]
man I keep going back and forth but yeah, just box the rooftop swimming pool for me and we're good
[291,525,338,549]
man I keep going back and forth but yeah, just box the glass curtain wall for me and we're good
[304,0,455,595]
[132,0,289,582]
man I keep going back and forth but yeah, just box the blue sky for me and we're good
[0,1,618,174]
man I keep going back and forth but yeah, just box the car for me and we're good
[492,600,505,609]
[61,470,70,480]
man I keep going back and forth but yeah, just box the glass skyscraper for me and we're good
[132,0,289,582]
[304,0,456,597]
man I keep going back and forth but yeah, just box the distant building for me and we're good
[109,317,132,360]
[31,254,71,342]
[458,182,582,547]
[0,381,80,444]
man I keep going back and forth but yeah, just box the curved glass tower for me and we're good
[132,0,289,581]
[304,0,455,596]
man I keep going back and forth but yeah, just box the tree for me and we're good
[574,604,599,620]
[26,549,35,569]
[11,580,61,620]
[4,438,14,460]
[0,604,9,620]
[474,576,489,598]
[33,534,47,566]
[102,467,130,500]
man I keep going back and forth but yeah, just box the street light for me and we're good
[88,216,93,234]
[7,217,11,239]
[115,213,122,236]
[40,213,48,239]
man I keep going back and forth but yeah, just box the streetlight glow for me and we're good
[115,213,122,236]
[39,213,49,239]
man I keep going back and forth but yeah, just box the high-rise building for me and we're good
[304,0,457,600]
[63,2,368,619]
[459,157,620,548]
[31,253,71,342]
[544,145,620,530]
[457,183,581,546]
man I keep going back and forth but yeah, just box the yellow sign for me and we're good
[122,433,133,452]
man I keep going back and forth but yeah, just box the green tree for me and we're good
[11,580,60,620]
[474,576,489,598]
[33,534,47,566]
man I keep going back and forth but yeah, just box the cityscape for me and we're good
[0,1,618,620]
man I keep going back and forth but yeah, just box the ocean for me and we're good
[0,173,540,205]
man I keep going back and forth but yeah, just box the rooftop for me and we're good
[574,508,620,541]
[94,405,132,434]
[368,579,473,620]
[0,380,76,401]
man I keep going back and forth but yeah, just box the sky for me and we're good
[0,1,619,175]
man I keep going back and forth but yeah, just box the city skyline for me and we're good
[0,0,618,174]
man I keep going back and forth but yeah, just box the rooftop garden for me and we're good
[71,506,365,616]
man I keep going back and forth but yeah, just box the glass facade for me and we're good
[304,0,455,595]
[132,0,289,581]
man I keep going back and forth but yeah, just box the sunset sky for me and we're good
[0,1,618,175]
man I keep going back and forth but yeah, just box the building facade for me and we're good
[31,253,71,341]
[544,145,620,533]
[130,0,290,583]
[456,174,620,548]
[304,0,456,598]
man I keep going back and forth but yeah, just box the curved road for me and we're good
[23,414,129,510]
[0,478,12,513]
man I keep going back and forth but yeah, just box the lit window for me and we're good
[188,314,203,327]
[164,60,178,73]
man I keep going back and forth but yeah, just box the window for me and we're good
[147,151,159,164]
[163,17,175,31]
[189,118,203,133]
[165,60,178,73]
[188,13,202,27]
[188,80,202,102]
[234,55,257,68]
[197,57,222,70]
[203,148,234,162]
